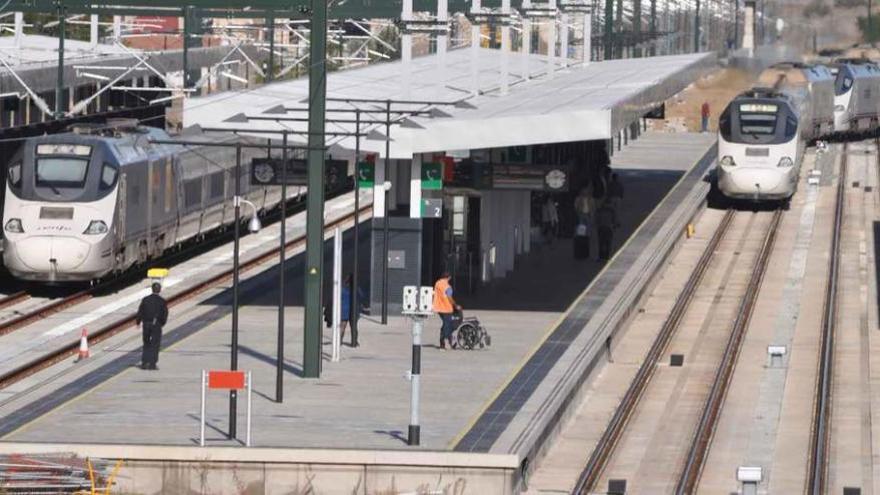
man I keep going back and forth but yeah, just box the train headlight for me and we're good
[720,155,736,167]
[83,220,109,235]
[3,218,23,233]
[777,157,794,168]
[834,105,845,111]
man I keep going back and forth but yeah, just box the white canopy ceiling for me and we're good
[185,48,715,159]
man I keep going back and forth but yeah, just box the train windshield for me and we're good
[8,140,118,203]
[835,67,855,96]
[738,104,778,135]
[36,157,90,188]
[720,100,798,145]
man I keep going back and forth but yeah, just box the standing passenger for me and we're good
[136,283,168,370]
[541,196,559,242]
[340,274,366,347]
[595,200,618,261]
[433,272,461,350]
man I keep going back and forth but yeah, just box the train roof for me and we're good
[29,119,256,167]
[759,62,834,87]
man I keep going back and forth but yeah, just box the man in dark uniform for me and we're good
[136,282,168,370]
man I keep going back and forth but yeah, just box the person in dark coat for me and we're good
[340,274,367,347]
[136,282,168,370]
[596,200,618,261]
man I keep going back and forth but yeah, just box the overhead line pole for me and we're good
[303,0,328,378]
[603,0,613,59]
[55,1,66,118]
[276,131,287,402]
[694,0,701,52]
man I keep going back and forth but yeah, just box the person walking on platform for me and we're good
[136,282,168,370]
[433,271,461,350]
[701,101,711,133]
[596,200,618,262]
[340,273,366,347]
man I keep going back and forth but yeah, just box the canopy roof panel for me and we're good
[185,48,715,158]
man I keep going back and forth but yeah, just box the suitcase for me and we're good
[574,235,591,259]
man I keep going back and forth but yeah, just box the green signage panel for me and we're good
[357,161,375,188]
[421,162,443,190]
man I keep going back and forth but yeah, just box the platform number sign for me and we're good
[421,162,443,190]
[357,161,374,188]
[421,198,443,219]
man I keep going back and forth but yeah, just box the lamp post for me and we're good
[276,131,287,403]
[229,144,262,439]
[382,99,391,325]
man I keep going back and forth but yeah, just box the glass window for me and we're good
[7,162,21,188]
[739,113,777,135]
[100,163,118,190]
[36,157,89,188]
[843,77,853,91]
[785,117,798,139]
[209,172,225,199]
[184,179,202,208]
[719,108,732,140]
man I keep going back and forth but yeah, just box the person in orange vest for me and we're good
[433,271,462,350]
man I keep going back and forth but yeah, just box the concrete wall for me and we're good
[478,190,531,283]
[0,443,518,494]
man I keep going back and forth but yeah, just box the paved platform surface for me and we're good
[0,131,714,456]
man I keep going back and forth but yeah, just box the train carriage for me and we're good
[1,120,302,283]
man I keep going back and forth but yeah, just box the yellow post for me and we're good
[104,459,124,495]
[686,224,695,238]
[87,458,96,495]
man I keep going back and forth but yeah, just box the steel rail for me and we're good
[806,141,847,494]
[675,207,783,494]
[0,292,30,312]
[572,208,737,494]
[0,205,371,392]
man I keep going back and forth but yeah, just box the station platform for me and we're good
[0,132,715,494]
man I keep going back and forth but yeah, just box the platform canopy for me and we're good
[0,34,134,68]
[185,49,716,159]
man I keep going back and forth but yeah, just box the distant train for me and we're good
[2,120,346,283]
[717,60,880,204]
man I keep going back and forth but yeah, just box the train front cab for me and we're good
[716,98,802,202]
[2,141,119,282]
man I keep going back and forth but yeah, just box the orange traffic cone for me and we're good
[76,328,90,361]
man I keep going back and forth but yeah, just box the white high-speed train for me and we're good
[832,59,880,132]
[1,120,321,283]
[716,61,875,204]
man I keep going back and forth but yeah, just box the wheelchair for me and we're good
[452,312,492,350]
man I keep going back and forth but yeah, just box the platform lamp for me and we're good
[230,144,261,440]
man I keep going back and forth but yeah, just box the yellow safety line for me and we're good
[104,459,124,495]
[447,140,716,449]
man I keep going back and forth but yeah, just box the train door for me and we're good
[116,173,127,265]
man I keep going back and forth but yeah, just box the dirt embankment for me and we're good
[649,68,758,133]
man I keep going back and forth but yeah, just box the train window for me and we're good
[100,163,118,190]
[209,172,225,199]
[7,161,21,189]
[785,117,798,139]
[36,157,89,188]
[719,109,732,139]
[184,179,202,208]
[739,113,777,135]
[843,77,853,91]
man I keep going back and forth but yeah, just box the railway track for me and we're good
[674,208,782,494]
[806,141,847,493]
[0,205,370,392]
[0,292,29,312]
[572,208,737,493]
